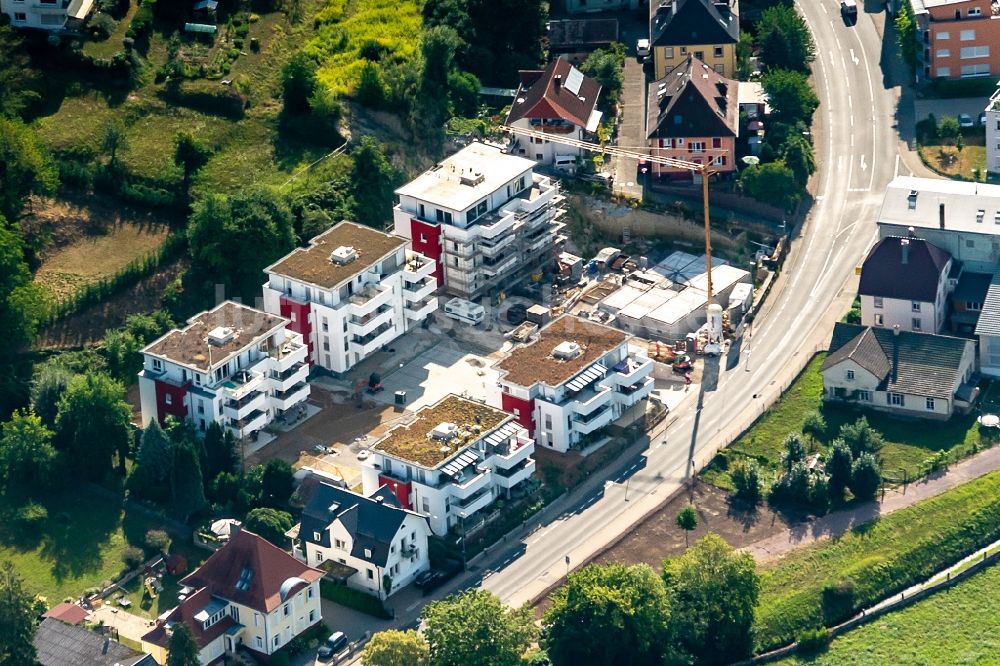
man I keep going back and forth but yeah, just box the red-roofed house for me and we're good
[506,59,603,171]
[141,529,323,665]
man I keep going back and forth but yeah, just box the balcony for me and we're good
[349,323,397,357]
[494,458,536,489]
[571,405,614,435]
[568,380,613,416]
[348,306,394,338]
[454,487,493,515]
[228,409,268,439]
[270,362,309,393]
[611,356,653,384]
[402,278,435,304]
[268,337,308,373]
[404,297,438,321]
[492,436,534,471]
[346,283,393,317]
[480,256,518,278]
[219,369,266,401]
[476,210,517,239]
[449,467,491,500]
[478,234,517,257]
[223,390,267,421]
[271,382,310,411]
[529,119,576,135]
[616,377,655,407]
[402,254,435,281]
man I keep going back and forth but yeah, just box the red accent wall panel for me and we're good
[409,219,444,287]
[279,297,314,362]
[378,476,413,510]
[501,393,535,436]
[154,380,189,426]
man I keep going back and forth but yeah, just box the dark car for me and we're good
[317,632,348,661]
[506,303,528,325]
[414,570,437,588]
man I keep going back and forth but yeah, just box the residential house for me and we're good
[821,323,977,420]
[1,0,93,30]
[361,395,537,536]
[565,0,638,13]
[141,529,324,665]
[506,59,603,170]
[547,19,619,66]
[876,176,1000,273]
[291,482,431,597]
[646,56,738,180]
[494,315,654,453]
[393,142,567,300]
[859,236,954,334]
[909,0,1000,82]
[262,221,437,375]
[35,617,156,666]
[974,267,1000,377]
[951,270,991,334]
[650,0,739,80]
[138,301,310,439]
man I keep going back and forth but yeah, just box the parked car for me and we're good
[636,38,650,58]
[317,632,348,661]
[414,570,438,588]
[958,113,974,128]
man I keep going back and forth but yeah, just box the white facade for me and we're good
[393,142,567,300]
[262,222,437,375]
[2,0,93,29]
[509,117,593,168]
[138,301,310,440]
[987,87,1000,175]
[979,333,1000,377]
[860,291,948,334]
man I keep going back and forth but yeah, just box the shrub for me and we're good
[319,579,391,619]
[802,411,826,440]
[89,13,118,39]
[731,460,762,505]
[796,627,831,655]
[821,579,856,624]
[15,502,48,532]
[121,546,145,570]
[145,529,171,553]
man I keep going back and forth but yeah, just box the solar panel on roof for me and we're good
[565,67,585,95]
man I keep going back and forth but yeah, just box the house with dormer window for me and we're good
[141,529,323,665]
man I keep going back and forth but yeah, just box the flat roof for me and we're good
[143,301,286,372]
[685,264,750,292]
[878,176,1000,235]
[599,284,648,312]
[394,142,536,213]
[496,315,628,387]
[265,221,407,291]
[374,395,511,468]
[653,251,728,283]
[645,288,708,325]
[619,288,677,321]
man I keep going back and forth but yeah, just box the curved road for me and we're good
[479,0,908,607]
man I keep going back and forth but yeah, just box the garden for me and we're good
[915,114,987,182]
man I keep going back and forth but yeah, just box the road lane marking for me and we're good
[850,48,859,65]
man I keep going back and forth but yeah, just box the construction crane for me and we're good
[498,123,731,352]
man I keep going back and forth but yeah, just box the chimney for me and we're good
[554,74,562,93]
[908,225,915,237]
[939,203,945,229]
[893,324,901,336]
[900,238,910,265]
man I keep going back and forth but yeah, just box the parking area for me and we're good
[914,97,989,124]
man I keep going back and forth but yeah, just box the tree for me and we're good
[203,422,237,482]
[357,60,387,107]
[939,116,961,145]
[0,118,58,222]
[736,32,754,80]
[895,0,917,71]
[448,70,481,118]
[30,357,81,426]
[103,328,144,383]
[782,134,816,188]
[281,52,318,114]
[580,44,626,110]
[259,458,294,507]
[739,161,800,211]
[244,507,294,546]
[802,411,826,441]
[166,622,200,666]
[0,409,57,496]
[826,440,854,499]
[173,131,212,195]
[0,221,52,351]
[838,417,884,458]
[363,630,430,666]
[101,119,129,168]
[757,5,815,72]
[170,439,207,522]
[663,534,760,665]
[0,24,43,118]
[762,69,819,125]
[730,460,762,505]
[136,420,174,483]
[0,561,37,665]
[55,371,132,480]
[770,460,813,505]
[423,589,536,666]
[351,137,399,229]
[676,504,698,546]
[849,453,882,501]
[781,433,807,473]
[544,563,673,666]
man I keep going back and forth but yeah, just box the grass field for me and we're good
[701,354,982,490]
[918,144,986,181]
[0,490,156,602]
[774,561,1000,664]
[755,470,1000,651]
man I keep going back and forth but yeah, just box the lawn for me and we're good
[918,143,986,181]
[0,490,158,603]
[754,470,1000,651]
[773,561,1000,665]
[701,354,983,490]
[81,2,140,60]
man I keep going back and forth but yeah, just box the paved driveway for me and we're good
[371,341,502,411]
[613,56,647,201]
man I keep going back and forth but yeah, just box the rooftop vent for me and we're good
[330,246,358,265]
[431,422,459,441]
[553,341,582,360]
[907,190,918,209]
[460,172,485,187]
[207,327,235,346]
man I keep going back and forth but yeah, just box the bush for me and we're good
[58,159,95,189]
[796,627,831,655]
[731,460,762,505]
[89,13,118,39]
[121,546,145,570]
[145,529,171,553]
[15,502,48,532]
[821,579,856,624]
[320,579,391,619]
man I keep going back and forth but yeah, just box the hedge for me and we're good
[319,579,391,619]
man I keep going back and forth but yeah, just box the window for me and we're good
[309,609,316,623]
[283,604,290,617]
[967,239,976,248]
[961,29,976,41]
[938,31,950,40]
[873,296,884,308]
[544,415,553,430]
[680,46,688,55]
[422,497,430,512]
[926,397,936,410]
[967,301,982,311]
[164,394,172,406]
[874,313,884,326]
[364,548,372,558]
[334,538,345,549]
[846,370,855,381]
[665,47,674,58]
[274,636,281,648]
[314,551,323,563]
[969,6,982,15]
[313,531,321,541]
[888,393,905,406]
[535,153,543,160]
[937,49,951,58]
[960,45,989,59]
[714,64,725,74]
[912,301,921,312]
[961,63,990,76]
[152,358,163,371]
[255,636,264,649]
[367,568,374,580]
[858,390,872,402]
[13,12,26,20]
[694,51,705,60]
[936,67,952,77]
[912,317,922,330]
[712,137,722,149]
[308,585,314,599]
[689,141,705,153]
[714,46,724,58]
[418,232,428,243]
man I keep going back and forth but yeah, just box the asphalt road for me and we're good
[479,0,909,608]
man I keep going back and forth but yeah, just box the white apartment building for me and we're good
[138,301,310,440]
[361,395,537,536]
[292,482,431,597]
[142,530,324,665]
[987,85,1000,175]
[393,142,567,300]
[494,315,654,453]
[262,221,437,375]
[1,0,93,30]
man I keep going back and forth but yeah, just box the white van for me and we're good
[443,297,486,325]
[553,155,578,174]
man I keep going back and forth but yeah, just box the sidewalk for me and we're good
[612,56,646,201]
[745,442,1000,562]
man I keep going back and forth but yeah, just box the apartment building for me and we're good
[859,236,954,333]
[646,55,738,180]
[506,59,603,169]
[912,0,1000,81]
[138,301,310,439]
[987,84,1000,174]
[494,315,654,453]
[262,221,437,375]
[1,0,93,30]
[361,395,536,536]
[142,530,323,665]
[650,0,739,80]
[393,142,567,300]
